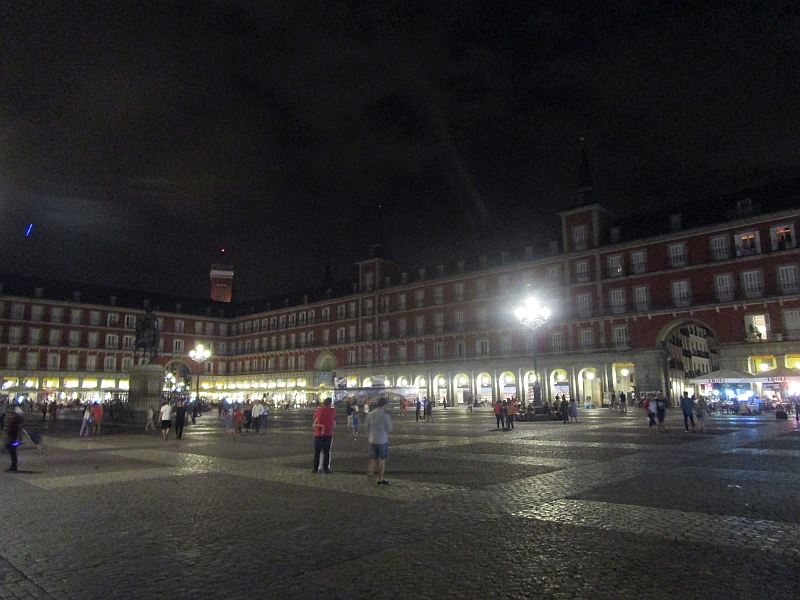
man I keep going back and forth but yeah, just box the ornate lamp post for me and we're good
[514,297,550,406]
[189,343,211,405]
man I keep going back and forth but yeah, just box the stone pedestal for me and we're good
[120,364,164,423]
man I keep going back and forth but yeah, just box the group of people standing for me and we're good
[643,391,709,433]
[414,397,436,423]
[218,400,269,435]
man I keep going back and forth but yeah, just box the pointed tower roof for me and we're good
[575,138,599,207]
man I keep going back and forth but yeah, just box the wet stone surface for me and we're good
[0,408,798,599]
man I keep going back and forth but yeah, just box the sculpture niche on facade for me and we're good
[133,309,161,364]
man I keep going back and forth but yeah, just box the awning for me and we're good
[746,366,800,383]
[687,369,753,384]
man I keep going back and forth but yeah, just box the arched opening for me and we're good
[578,367,601,406]
[433,374,448,403]
[454,373,471,404]
[658,319,719,401]
[476,372,492,404]
[164,360,191,392]
[314,352,337,372]
[499,371,517,400]
[550,369,570,401]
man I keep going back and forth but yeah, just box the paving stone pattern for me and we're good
[0,408,798,599]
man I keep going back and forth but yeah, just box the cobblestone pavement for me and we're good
[0,408,798,599]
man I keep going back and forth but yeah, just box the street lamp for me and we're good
[514,296,550,406]
[189,343,211,405]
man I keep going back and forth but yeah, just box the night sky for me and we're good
[1,1,798,301]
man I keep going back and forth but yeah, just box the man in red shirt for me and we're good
[312,398,336,474]
[91,402,104,436]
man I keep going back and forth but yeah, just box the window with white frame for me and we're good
[69,330,81,347]
[771,224,795,251]
[123,314,136,329]
[576,261,590,282]
[337,327,345,343]
[107,313,119,327]
[434,342,444,359]
[572,225,588,250]
[47,354,61,370]
[348,302,357,318]
[476,308,487,326]
[48,329,62,346]
[279,315,287,328]
[668,243,688,267]
[710,235,730,260]
[28,328,41,345]
[67,354,79,370]
[612,325,630,348]
[579,329,595,350]
[778,265,800,294]
[105,334,118,349]
[454,311,465,331]
[551,331,564,352]
[89,311,101,326]
[415,344,426,361]
[122,335,134,349]
[745,313,769,341]
[322,307,330,322]
[607,255,623,277]
[172,339,184,353]
[634,286,650,311]
[349,326,357,342]
[6,351,19,368]
[380,296,390,313]
[548,266,561,285]
[51,307,63,323]
[337,305,346,319]
[498,275,509,293]
[500,337,511,355]
[456,341,466,357]
[70,309,82,324]
[454,282,465,301]
[415,289,425,307]
[434,286,444,305]
[364,323,372,341]
[8,326,22,344]
[741,270,763,298]
[735,231,760,256]
[381,321,390,339]
[88,332,99,348]
[11,303,25,319]
[381,346,390,363]
[398,318,407,337]
[715,273,734,302]
[783,309,800,339]
[398,294,406,310]
[104,356,116,371]
[415,316,425,336]
[298,355,306,369]
[289,313,296,326]
[205,322,215,335]
[476,279,487,298]
[631,250,647,274]
[609,289,626,314]
[398,345,407,362]
[672,280,692,306]
[476,340,489,357]
[31,305,43,321]
[307,310,315,324]
[364,272,374,292]
[577,293,592,317]
[523,271,534,287]
[85,355,97,371]
[174,319,184,333]
[26,351,40,369]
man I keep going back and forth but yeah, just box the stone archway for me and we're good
[657,319,720,401]
[314,352,337,372]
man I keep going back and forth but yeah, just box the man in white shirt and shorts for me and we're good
[366,397,394,485]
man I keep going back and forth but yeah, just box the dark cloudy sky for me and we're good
[1,1,798,301]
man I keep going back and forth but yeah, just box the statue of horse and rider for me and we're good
[133,309,160,364]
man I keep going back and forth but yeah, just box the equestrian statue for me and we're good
[134,308,161,364]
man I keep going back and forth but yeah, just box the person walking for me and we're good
[619,391,627,414]
[191,401,200,425]
[695,396,708,433]
[560,397,570,424]
[346,400,355,430]
[79,404,92,437]
[145,405,156,431]
[243,401,253,432]
[49,401,58,422]
[415,399,423,422]
[656,393,668,433]
[233,405,244,435]
[312,398,336,474]
[91,402,104,436]
[252,400,265,433]
[351,409,359,439]
[425,398,435,423]
[40,402,48,423]
[569,399,579,423]
[260,403,269,430]
[5,406,24,472]
[366,397,393,484]
[506,400,517,430]
[644,394,657,431]
[493,399,505,429]
[174,399,187,440]
[680,391,696,433]
[159,401,172,441]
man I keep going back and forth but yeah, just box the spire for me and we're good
[575,138,599,207]
[370,203,392,259]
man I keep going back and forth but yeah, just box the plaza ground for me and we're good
[0,406,798,599]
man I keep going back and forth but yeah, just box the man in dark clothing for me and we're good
[560,398,570,424]
[415,399,423,422]
[5,407,24,472]
[174,400,187,440]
